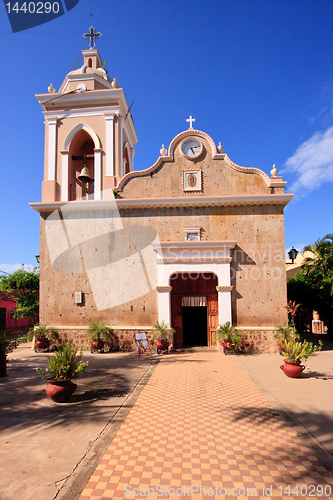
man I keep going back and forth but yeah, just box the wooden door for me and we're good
[207,295,218,346]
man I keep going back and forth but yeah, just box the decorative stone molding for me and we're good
[268,176,287,188]
[216,285,233,292]
[63,123,101,151]
[155,242,236,251]
[158,258,232,264]
[30,194,294,213]
[156,286,173,292]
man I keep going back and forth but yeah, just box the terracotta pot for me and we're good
[91,340,104,351]
[280,360,305,378]
[0,354,7,377]
[155,340,170,354]
[35,338,50,350]
[222,340,233,351]
[45,379,77,403]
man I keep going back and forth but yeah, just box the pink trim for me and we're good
[42,180,57,202]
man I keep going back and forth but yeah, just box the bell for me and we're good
[78,165,92,183]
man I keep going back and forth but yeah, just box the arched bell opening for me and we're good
[123,145,130,175]
[68,129,95,200]
[123,142,131,176]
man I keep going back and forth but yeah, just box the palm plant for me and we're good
[214,322,244,352]
[151,321,175,343]
[86,320,114,343]
[302,234,333,276]
[28,323,59,342]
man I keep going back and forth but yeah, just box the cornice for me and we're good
[155,241,237,250]
[157,258,232,264]
[36,88,127,112]
[115,194,293,209]
[42,106,121,120]
[38,92,138,145]
[29,193,293,213]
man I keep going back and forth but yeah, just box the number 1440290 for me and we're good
[278,484,331,496]
[6,2,60,14]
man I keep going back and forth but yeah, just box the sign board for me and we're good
[134,332,151,357]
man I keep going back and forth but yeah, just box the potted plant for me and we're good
[28,324,59,351]
[36,343,89,402]
[86,320,114,352]
[0,332,17,377]
[214,322,245,353]
[273,323,299,352]
[151,321,175,354]
[280,338,323,378]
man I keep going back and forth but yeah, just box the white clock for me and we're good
[76,83,87,92]
[181,137,203,159]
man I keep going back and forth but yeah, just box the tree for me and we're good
[302,234,333,276]
[0,267,39,321]
[287,234,333,334]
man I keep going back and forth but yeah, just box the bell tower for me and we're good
[36,27,138,202]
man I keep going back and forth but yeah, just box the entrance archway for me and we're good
[170,273,218,348]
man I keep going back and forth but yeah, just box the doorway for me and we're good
[183,306,208,346]
[170,273,218,347]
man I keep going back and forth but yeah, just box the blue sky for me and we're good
[1,0,333,273]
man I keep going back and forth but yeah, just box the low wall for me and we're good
[54,327,157,353]
[238,328,278,354]
[43,326,277,354]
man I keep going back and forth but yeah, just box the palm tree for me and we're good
[302,234,333,276]
[300,234,333,334]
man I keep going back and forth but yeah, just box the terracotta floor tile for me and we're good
[75,352,333,500]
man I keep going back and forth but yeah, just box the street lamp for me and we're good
[35,253,40,265]
[288,247,298,264]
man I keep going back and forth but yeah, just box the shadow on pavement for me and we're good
[232,405,333,471]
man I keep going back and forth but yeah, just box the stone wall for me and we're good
[38,129,289,346]
[52,327,277,354]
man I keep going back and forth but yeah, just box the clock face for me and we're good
[181,138,203,158]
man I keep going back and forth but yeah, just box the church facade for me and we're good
[31,43,292,352]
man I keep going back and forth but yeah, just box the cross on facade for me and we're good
[83,25,102,49]
[186,115,195,129]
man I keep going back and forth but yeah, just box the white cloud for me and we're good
[284,126,333,192]
[0,264,36,275]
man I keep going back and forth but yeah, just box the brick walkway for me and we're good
[78,352,333,499]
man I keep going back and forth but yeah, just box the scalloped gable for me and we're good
[117,129,273,199]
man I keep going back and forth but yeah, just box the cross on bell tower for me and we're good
[83,23,102,49]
